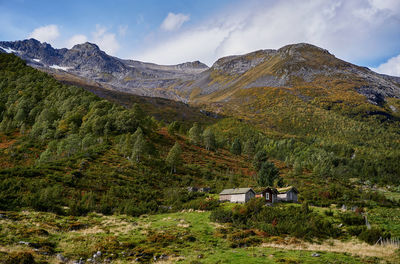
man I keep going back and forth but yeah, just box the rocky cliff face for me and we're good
[0,39,66,65]
[1,39,399,108]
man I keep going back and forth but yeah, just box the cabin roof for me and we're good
[220,188,255,195]
[277,186,298,194]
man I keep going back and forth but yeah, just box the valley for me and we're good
[1,39,400,264]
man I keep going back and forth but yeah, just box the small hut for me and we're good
[256,187,278,203]
[277,186,299,202]
[219,188,255,203]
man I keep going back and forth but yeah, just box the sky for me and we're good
[1,0,400,76]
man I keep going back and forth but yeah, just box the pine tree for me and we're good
[230,138,242,155]
[132,103,145,121]
[244,138,256,157]
[257,161,279,187]
[132,128,146,162]
[203,128,216,151]
[166,142,182,173]
[82,133,96,151]
[104,121,111,136]
[14,108,26,124]
[188,122,201,145]
[38,148,52,164]
[253,149,268,171]
[132,127,143,141]
[118,134,127,153]
[188,122,202,145]
[20,123,27,135]
[121,133,133,158]
[167,121,180,136]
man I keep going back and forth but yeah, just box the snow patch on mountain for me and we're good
[49,65,71,71]
[0,46,18,54]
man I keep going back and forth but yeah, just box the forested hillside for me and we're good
[1,53,400,214]
[0,53,255,216]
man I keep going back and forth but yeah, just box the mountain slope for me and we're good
[0,53,253,215]
[0,39,208,101]
[2,40,400,128]
[184,43,400,105]
[2,40,399,106]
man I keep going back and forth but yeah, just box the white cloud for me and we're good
[92,25,120,55]
[134,0,400,66]
[25,24,121,56]
[67,34,88,48]
[372,54,400,77]
[160,12,190,31]
[28,24,60,43]
[136,26,233,65]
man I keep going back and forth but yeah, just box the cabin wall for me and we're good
[231,193,246,203]
[219,194,231,201]
[277,190,298,202]
[277,193,287,201]
[272,194,277,203]
[287,190,298,202]
[291,192,298,202]
[245,191,255,202]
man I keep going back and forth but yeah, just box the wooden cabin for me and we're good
[256,187,278,203]
[277,186,299,202]
[219,188,255,203]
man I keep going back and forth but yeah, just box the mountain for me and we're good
[0,39,209,102]
[181,44,400,135]
[2,39,400,141]
[190,44,400,104]
[2,39,400,113]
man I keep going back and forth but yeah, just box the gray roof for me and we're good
[220,188,255,195]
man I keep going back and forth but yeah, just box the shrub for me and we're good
[210,207,233,223]
[228,229,262,248]
[4,252,35,264]
[182,197,219,211]
[324,210,334,216]
[347,226,366,236]
[211,203,340,240]
[30,185,64,214]
[358,228,390,245]
[339,212,364,226]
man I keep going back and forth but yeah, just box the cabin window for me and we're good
[266,193,270,200]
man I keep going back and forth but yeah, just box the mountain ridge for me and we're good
[0,39,209,101]
[1,39,400,112]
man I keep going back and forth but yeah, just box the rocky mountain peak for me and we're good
[278,43,331,56]
[71,42,101,52]
[211,49,277,75]
[0,38,65,65]
[179,60,209,69]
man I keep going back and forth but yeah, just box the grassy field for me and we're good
[1,209,398,264]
